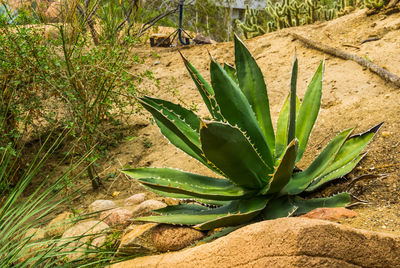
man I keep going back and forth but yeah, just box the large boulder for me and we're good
[112,218,400,268]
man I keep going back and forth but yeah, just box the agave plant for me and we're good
[123,35,381,230]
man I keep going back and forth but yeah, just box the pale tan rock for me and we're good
[24,227,46,241]
[46,212,74,237]
[88,199,116,213]
[118,223,159,254]
[112,218,400,268]
[19,228,47,263]
[300,207,357,221]
[118,223,204,254]
[152,224,205,252]
[60,220,109,260]
[131,200,167,216]
[100,208,132,228]
[124,193,146,206]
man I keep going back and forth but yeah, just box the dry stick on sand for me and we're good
[291,33,400,88]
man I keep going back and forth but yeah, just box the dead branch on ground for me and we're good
[291,33,400,88]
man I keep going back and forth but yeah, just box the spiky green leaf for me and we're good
[295,60,324,163]
[135,197,269,230]
[265,139,297,194]
[210,59,273,167]
[200,121,272,189]
[306,153,365,192]
[143,96,200,132]
[291,193,352,215]
[234,35,275,152]
[122,168,251,201]
[275,94,300,159]
[288,55,298,145]
[282,128,353,195]
[180,52,223,120]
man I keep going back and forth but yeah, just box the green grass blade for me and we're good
[200,121,272,189]
[210,59,273,167]
[283,128,353,195]
[265,139,297,194]
[295,60,324,163]
[275,94,300,159]
[122,167,251,200]
[234,35,275,152]
[291,193,352,215]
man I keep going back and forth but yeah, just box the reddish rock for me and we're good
[124,193,146,206]
[100,208,132,228]
[300,207,357,221]
[152,224,205,252]
[118,223,204,254]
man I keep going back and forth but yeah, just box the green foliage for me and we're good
[0,14,141,188]
[0,3,19,24]
[124,35,381,230]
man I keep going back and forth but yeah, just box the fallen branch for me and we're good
[291,33,400,88]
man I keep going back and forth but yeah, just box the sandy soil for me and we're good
[71,9,400,235]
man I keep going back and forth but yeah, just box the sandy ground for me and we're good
[71,9,400,235]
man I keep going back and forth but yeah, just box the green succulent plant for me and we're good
[123,35,381,230]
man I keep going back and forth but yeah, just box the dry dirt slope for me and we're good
[102,9,400,234]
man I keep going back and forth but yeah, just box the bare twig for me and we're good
[291,33,400,88]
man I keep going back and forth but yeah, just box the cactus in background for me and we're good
[365,0,387,9]
[235,5,266,39]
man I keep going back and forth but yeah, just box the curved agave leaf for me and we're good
[282,128,353,195]
[143,96,201,132]
[287,54,298,146]
[200,121,272,189]
[135,197,269,230]
[262,192,351,219]
[138,97,212,169]
[154,204,213,215]
[180,52,223,120]
[210,59,273,167]
[122,168,252,201]
[234,35,275,152]
[265,139,297,194]
[305,122,382,192]
[275,94,300,159]
[143,187,230,206]
[295,60,324,163]
[291,192,351,215]
[306,153,365,192]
